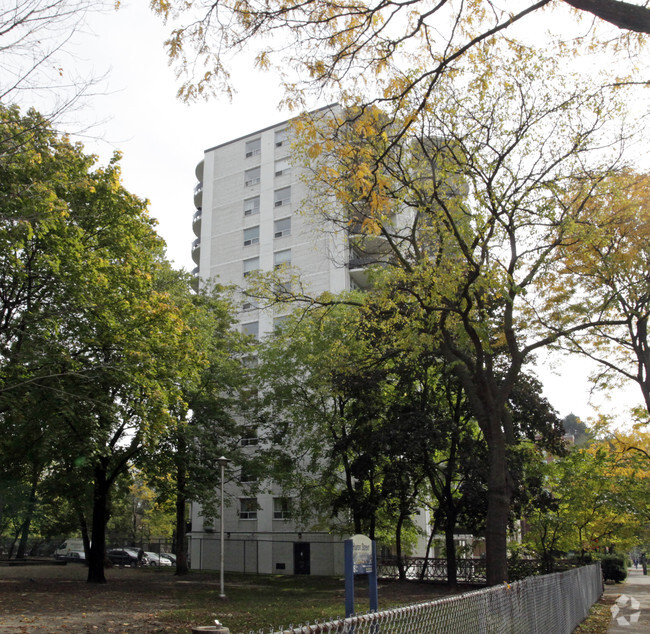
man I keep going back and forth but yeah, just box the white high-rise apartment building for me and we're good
[189,108,359,576]
[189,109,432,575]
[192,107,353,313]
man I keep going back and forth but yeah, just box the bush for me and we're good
[600,554,627,583]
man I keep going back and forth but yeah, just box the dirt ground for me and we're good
[0,563,189,633]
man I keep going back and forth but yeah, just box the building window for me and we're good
[275,279,292,299]
[242,298,258,311]
[244,196,260,217]
[239,498,257,520]
[243,257,259,277]
[274,249,291,269]
[274,186,291,207]
[245,138,261,158]
[275,128,288,148]
[274,156,291,177]
[245,167,260,187]
[240,429,259,446]
[243,226,259,246]
[241,321,259,339]
[240,466,258,483]
[241,355,259,369]
[273,497,291,520]
[274,316,290,333]
[274,217,291,239]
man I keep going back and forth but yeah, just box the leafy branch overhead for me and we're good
[151,0,649,104]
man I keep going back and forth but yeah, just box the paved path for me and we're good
[605,568,650,633]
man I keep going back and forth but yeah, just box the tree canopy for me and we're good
[240,43,640,583]
[152,0,649,107]
[0,104,235,582]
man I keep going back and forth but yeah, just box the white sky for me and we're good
[11,0,648,426]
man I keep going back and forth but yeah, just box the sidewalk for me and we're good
[605,568,650,632]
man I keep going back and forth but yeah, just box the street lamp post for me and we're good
[217,455,231,599]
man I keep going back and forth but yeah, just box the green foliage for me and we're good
[600,553,628,583]
[521,435,650,569]
[0,104,220,580]
[287,48,636,585]
[562,414,592,446]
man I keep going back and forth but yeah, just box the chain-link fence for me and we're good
[254,563,602,634]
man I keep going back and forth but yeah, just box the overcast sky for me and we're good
[15,0,646,426]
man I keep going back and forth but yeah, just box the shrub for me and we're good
[600,554,627,583]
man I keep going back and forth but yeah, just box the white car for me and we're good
[144,551,172,566]
[160,553,176,565]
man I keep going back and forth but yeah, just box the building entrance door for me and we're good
[293,542,310,575]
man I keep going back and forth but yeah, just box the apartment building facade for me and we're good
[189,109,432,575]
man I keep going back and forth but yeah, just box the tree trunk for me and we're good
[420,512,439,581]
[87,463,109,584]
[16,470,39,559]
[484,429,512,586]
[445,512,458,588]
[395,512,406,581]
[175,473,189,575]
[79,510,91,561]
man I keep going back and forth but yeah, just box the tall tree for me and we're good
[559,171,650,418]
[141,278,250,576]
[281,50,633,584]
[0,105,201,583]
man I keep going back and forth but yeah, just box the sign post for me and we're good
[344,535,379,618]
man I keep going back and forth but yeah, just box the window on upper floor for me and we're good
[245,138,261,158]
[275,279,292,299]
[244,196,260,217]
[242,297,258,311]
[244,166,260,187]
[274,156,291,177]
[240,427,259,446]
[239,497,257,520]
[273,315,290,334]
[273,497,291,520]
[274,217,291,239]
[275,128,288,148]
[243,257,259,277]
[274,249,291,269]
[241,321,259,339]
[240,465,258,483]
[274,186,291,207]
[243,226,259,246]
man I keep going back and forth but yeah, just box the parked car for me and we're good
[106,548,143,567]
[144,552,172,566]
[63,550,86,563]
[160,553,176,565]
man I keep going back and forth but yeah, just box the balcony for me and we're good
[192,208,202,237]
[347,254,375,289]
[191,238,201,265]
[347,251,390,289]
[195,158,204,181]
[193,182,203,209]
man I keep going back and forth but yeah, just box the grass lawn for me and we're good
[157,571,458,633]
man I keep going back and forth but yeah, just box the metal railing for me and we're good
[377,557,486,584]
[254,563,602,634]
